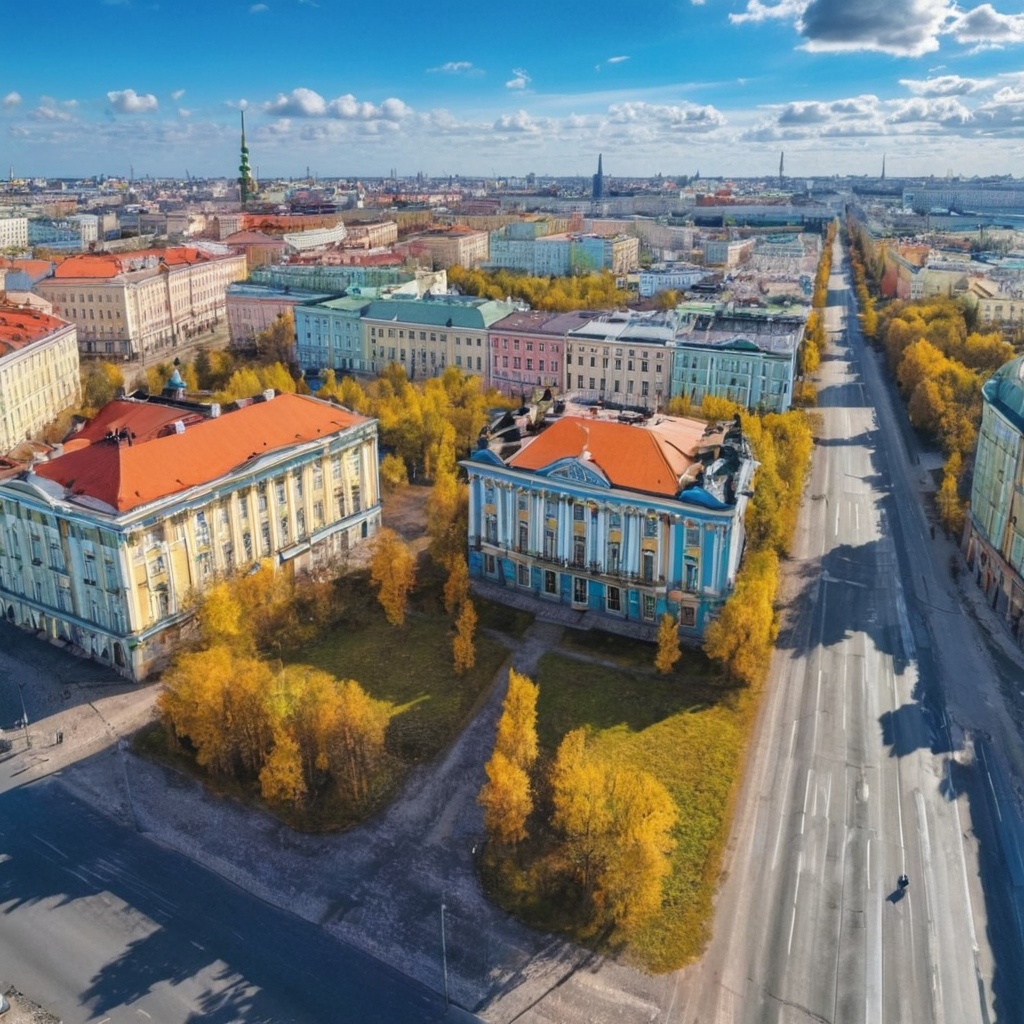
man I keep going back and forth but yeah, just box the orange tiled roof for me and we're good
[508,416,702,497]
[0,258,54,280]
[61,400,206,454]
[36,393,365,513]
[0,305,70,357]
[51,248,231,280]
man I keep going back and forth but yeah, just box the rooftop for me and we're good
[0,305,72,358]
[506,414,729,498]
[52,247,240,280]
[364,295,516,329]
[32,392,366,514]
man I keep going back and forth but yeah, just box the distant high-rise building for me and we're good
[881,153,886,180]
[779,151,785,189]
[238,111,255,209]
[593,153,604,199]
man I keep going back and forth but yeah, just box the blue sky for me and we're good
[5,0,1024,178]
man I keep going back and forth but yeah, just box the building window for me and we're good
[195,512,211,548]
[83,554,97,586]
[239,495,249,521]
[544,570,558,595]
[276,480,286,506]
[607,586,621,612]
[573,536,585,568]
[297,510,306,538]
[606,541,620,572]
[572,576,588,606]
[573,503,585,522]
[544,528,556,559]
[643,594,656,620]
[518,522,529,551]
[681,605,696,627]
[261,522,271,554]
[485,514,498,544]
[485,553,497,576]
[243,532,253,561]
[314,500,324,526]
[685,524,701,549]
[642,551,655,582]
[644,516,659,538]
[518,562,530,587]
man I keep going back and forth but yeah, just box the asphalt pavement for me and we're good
[0,779,460,1023]
[670,235,1024,1024]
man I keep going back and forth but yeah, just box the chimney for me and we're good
[173,420,186,434]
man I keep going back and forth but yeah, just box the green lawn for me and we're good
[285,574,510,766]
[523,649,759,973]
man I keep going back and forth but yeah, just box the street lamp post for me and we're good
[16,681,29,749]
[440,901,450,1012]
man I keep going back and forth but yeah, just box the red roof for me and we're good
[52,248,234,280]
[507,416,721,498]
[61,400,206,453]
[36,393,365,513]
[0,305,71,357]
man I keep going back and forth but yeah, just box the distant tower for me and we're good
[592,153,604,199]
[239,111,255,209]
[881,153,886,180]
[779,151,785,189]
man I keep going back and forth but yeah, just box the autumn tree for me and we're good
[369,528,417,626]
[326,679,394,807]
[259,729,307,807]
[594,770,677,932]
[255,311,296,366]
[478,750,532,845]
[379,452,409,493]
[453,598,478,674]
[495,669,539,771]
[703,548,779,686]
[443,555,471,616]
[654,613,681,674]
[80,360,125,412]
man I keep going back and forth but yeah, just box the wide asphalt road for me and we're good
[673,234,1024,1024]
[0,779,454,1023]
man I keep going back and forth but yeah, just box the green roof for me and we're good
[364,296,516,330]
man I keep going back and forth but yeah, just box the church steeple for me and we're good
[239,111,255,210]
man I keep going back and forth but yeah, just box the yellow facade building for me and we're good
[0,388,380,680]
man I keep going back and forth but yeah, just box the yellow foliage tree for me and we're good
[443,555,471,616]
[595,769,677,932]
[654,613,681,674]
[453,598,478,675]
[703,549,779,686]
[326,679,394,807]
[495,669,539,771]
[379,452,409,493]
[478,750,532,845]
[259,729,307,807]
[369,528,417,626]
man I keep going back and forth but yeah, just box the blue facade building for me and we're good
[463,412,755,637]
[295,291,377,374]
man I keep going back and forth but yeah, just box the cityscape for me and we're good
[4,2,1024,1023]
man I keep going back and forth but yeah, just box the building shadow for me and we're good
[0,782,446,1024]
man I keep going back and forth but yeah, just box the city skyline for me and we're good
[6,0,1024,179]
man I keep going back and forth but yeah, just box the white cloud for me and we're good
[29,104,73,123]
[606,101,726,132]
[950,4,1024,46]
[494,110,542,133]
[249,3,268,11]
[378,97,412,120]
[607,55,630,64]
[506,68,531,89]
[171,88,186,101]
[888,96,972,124]
[224,98,250,110]
[3,92,22,109]
[265,87,327,116]
[107,88,159,113]
[900,74,992,96]
[178,108,191,118]
[427,61,479,74]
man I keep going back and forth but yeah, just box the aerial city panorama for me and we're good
[4,0,1024,1021]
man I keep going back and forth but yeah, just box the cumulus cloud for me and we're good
[171,88,186,100]
[178,108,191,118]
[888,96,972,124]
[107,88,159,113]
[3,91,22,109]
[427,61,479,74]
[798,0,953,56]
[265,87,327,116]
[249,3,268,11]
[950,4,1024,45]
[494,110,542,133]
[505,68,531,89]
[900,74,992,95]
[263,88,412,121]
[607,101,726,131]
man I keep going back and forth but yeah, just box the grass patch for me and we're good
[284,573,509,768]
[486,649,760,974]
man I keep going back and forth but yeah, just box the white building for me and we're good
[0,218,30,252]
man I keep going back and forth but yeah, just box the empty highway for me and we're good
[673,234,1024,1024]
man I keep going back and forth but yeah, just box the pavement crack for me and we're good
[764,988,832,1024]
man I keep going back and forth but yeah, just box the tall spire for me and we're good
[779,150,785,189]
[239,111,255,210]
[593,153,604,199]
[881,153,886,180]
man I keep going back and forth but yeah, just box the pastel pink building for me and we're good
[488,310,591,399]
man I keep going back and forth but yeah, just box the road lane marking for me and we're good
[770,719,799,872]
[30,833,67,859]
[787,905,798,957]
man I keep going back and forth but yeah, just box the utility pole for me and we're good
[16,681,29,749]
[440,901,450,1012]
